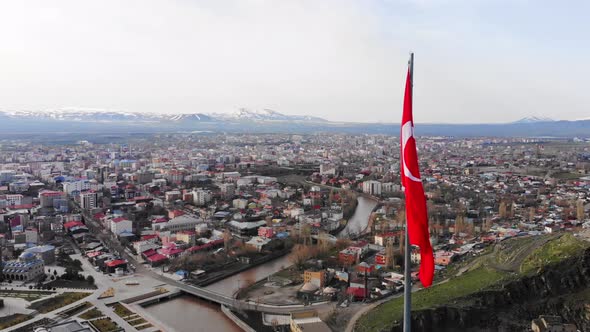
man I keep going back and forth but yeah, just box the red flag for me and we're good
[401,69,434,287]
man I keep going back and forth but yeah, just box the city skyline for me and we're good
[1,0,589,123]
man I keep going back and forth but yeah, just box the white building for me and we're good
[233,198,248,209]
[192,189,212,206]
[80,191,98,210]
[246,236,271,252]
[219,183,235,197]
[217,171,241,182]
[25,228,38,244]
[362,180,382,196]
[5,194,23,206]
[133,240,158,254]
[382,182,401,193]
[62,180,92,195]
[152,215,204,232]
[110,217,132,235]
[320,164,337,176]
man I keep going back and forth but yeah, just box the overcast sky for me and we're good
[0,0,588,123]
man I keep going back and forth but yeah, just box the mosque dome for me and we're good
[19,252,36,262]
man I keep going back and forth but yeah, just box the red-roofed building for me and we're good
[185,239,224,255]
[141,234,159,242]
[104,259,127,272]
[346,287,367,300]
[142,248,157,258]
[87,251,103,258]
[258,226,274,239]
[159,244,184,258]
[7,204,35,210]
[168,210,185,219]
[39,190,66,208]
[152,217,168,224]
[356,262,375,275]
[339,248,360,266]
[63,221,84,229]
[375,251,388,266]
[145,253,168,266]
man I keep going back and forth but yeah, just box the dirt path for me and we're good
[489,234,561,273]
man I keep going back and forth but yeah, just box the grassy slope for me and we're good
[356,267,506,332]
[521,233,589,273]
[357,233,590,332]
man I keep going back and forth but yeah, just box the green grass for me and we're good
[0,313,32,330]
[521,233,589,273]
[79,307,104,320]
[28,292,91,313]
[356,267,506,332]
[90,318,119,332]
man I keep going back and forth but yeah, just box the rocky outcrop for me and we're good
[391,248,590,332]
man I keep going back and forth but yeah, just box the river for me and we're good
[340,196,379,237]
[143,196,377,331]
[142,294,242,332]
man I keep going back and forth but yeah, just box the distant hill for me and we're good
[0,109,588,137]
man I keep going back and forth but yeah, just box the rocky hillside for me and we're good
[396,241,590,332]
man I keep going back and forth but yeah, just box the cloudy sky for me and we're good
[0,0,588,123]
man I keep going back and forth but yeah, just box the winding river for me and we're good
[143,196,377,331]
[340,196,379,237]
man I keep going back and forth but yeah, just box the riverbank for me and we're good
[188,249,291,287]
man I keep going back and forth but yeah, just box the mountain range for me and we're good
[1,108,328,123]
[0,108,589,138]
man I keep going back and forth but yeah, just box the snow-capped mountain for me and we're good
[0,108,324,123]
[211,108,327,122]
[513,116,555,123]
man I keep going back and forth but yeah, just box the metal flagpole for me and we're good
[403,52,414,332]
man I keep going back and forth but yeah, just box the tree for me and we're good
[335,238,351,251]
[455,214,465,234]
[300,224,312,246]
[499,201,507,218]
[72,259,82,269]
[396,209,406,229]
[289,244,315,270]
[223,228,232,252]
[86,275,95,284]
[577,200,585,221]
[385,240,395,269]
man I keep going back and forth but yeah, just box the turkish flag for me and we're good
[401,69,434,287]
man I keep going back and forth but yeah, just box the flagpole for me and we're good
[403,52,414,332]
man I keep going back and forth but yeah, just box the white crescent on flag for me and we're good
[401,121,421,183]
